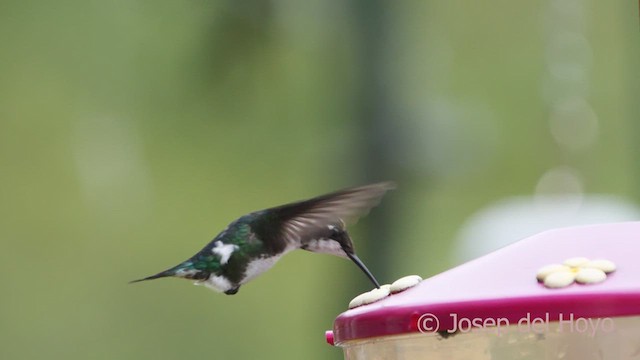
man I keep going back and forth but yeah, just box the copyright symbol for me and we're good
[418,313,440,334]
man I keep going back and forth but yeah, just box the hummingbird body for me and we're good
[132,182,395,295]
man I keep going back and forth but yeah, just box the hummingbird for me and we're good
[131,181,395,295]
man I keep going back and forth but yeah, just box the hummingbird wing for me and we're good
[250,181,396,251]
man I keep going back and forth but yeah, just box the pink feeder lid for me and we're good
[332,222,640,345]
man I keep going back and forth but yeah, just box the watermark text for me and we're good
[417,312,615,337]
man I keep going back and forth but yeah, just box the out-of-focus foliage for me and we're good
[0,1,637,359]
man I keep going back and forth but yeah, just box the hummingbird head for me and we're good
[301,224,381,288]
[301,224,354,258]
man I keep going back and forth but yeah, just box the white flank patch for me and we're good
[203,275,234,293]
[241,256,282,284]
[212,241,239,265]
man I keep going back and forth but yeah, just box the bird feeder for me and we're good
[326,222,640,359]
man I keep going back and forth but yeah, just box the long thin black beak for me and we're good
[346,252,381,288]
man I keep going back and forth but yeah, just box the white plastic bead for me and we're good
[543,271,576,288]
[584,259,616,273]
[536,264,569,281]
[390,275,423,293]
[360,286,391,305]
[575,268,607,284]
[348,292,369,309]
[563,257,590,267]
[348,285,392,309]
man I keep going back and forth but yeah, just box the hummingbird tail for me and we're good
[129,269,175,284]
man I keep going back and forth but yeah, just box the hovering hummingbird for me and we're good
[131,181,395,295]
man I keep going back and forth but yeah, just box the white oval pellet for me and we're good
[575,268,607,284]
[543,271,576,288]
[536,264,569,281]
[584,259,616,273]
[563,257,590,267]
[390,275,423,293]
[348,292,369,309]
[360,287,391,305]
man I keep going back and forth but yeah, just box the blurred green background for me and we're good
[1,1,638,359]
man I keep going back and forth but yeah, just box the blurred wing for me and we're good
[252,181,396,247]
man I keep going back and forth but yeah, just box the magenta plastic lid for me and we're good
[332,222,640,344]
